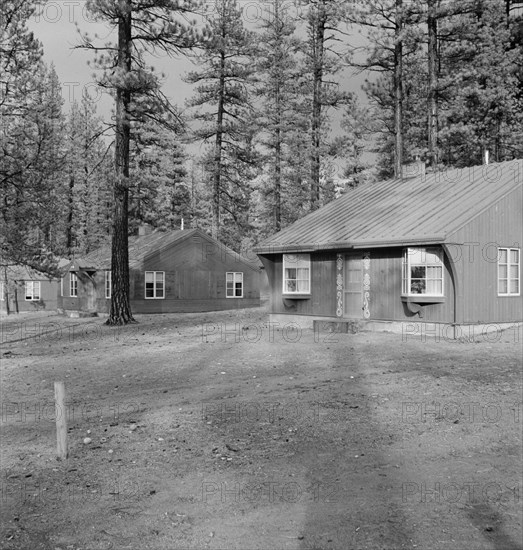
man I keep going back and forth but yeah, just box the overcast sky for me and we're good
[28,0,198,118]
[28,0,369,162]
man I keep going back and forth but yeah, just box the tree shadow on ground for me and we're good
[466,502,522,550]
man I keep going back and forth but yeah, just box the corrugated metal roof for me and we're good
[255,159,523,253]
[72,228,261,271]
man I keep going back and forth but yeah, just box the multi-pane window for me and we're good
[25,281,41,301]
[145,271,164,299]
[498,248,520,296]
[283,253,311,294]
[402,248,444,296]
[226,272,243,298]
[70,273,78,297]
[105,271,111,299]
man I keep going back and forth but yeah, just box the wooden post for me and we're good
[54,381,68,459]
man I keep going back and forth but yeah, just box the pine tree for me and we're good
[80,0,208,325]
[0,1,66,272]
[185,0,257,247]
[299,0,353,207]
[339,95,376,187]
[253,0,308,234]
[65,96,112,256]
[348,0,421,178]
[128,119,189,231]
[437,0,522,165]
[1,38,67,273]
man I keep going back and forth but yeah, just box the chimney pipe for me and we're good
[138,224,153,236]
[401,160,426,179]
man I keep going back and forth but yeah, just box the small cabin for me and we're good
[1,264,61,313]
[58,227,264,316]
[254,160,522,338]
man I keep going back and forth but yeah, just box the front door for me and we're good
[343,254,363,318]
[85,278,97,312]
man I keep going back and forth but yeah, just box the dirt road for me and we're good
[1,309,521,549]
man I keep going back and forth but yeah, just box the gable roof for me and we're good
[70,228,261,272]
[255,159,523,253]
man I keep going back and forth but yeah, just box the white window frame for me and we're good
[105,270,111,299]
[498,247,520,296]
[402,247,444,297]
[283,253,311,294]
[145,271,165,299]
[70,273,78,297]
[25,281,41,301]
[226,272,244,298]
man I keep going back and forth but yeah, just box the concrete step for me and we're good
[64,310,98,318]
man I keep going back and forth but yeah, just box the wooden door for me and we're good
[344,254,363,318]
[85,279,97,312]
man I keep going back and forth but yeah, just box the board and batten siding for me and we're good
[58,271,80,312]
[447,184,522,323]
[125,234,261,312]
[260,247,455,323]
[60,230,262,315]
[131,298,260,314]
[2,279,59,312]
[260,252,337,317]
[367,247,454,323]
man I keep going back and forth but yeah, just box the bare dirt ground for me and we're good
[0,308,522,550]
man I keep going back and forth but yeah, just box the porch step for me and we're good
[64,310,98,318]
[313,319,362,334]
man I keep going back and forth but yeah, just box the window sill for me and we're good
[282,294,311,300]
[401,295,445,304]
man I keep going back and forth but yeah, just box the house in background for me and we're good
[58,227,265,316]
[0,263,65,313]
[254,159,522,337]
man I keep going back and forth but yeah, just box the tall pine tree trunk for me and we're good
[274,85,282,231]
[3,268,10,315]
[310,11,325,211]
[394,0,404,179]
[212,50,226,240]
[67,174,75,254]
[427,0,438,168]
[107,0,135,325]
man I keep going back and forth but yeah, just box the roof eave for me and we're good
[255,235,446,255]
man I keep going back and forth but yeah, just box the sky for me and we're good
[27,0,370,167]
[28,0,197,118]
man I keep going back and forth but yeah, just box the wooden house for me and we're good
[58,227,263,316]
[254,160,522,337]
[1,264,63,313]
